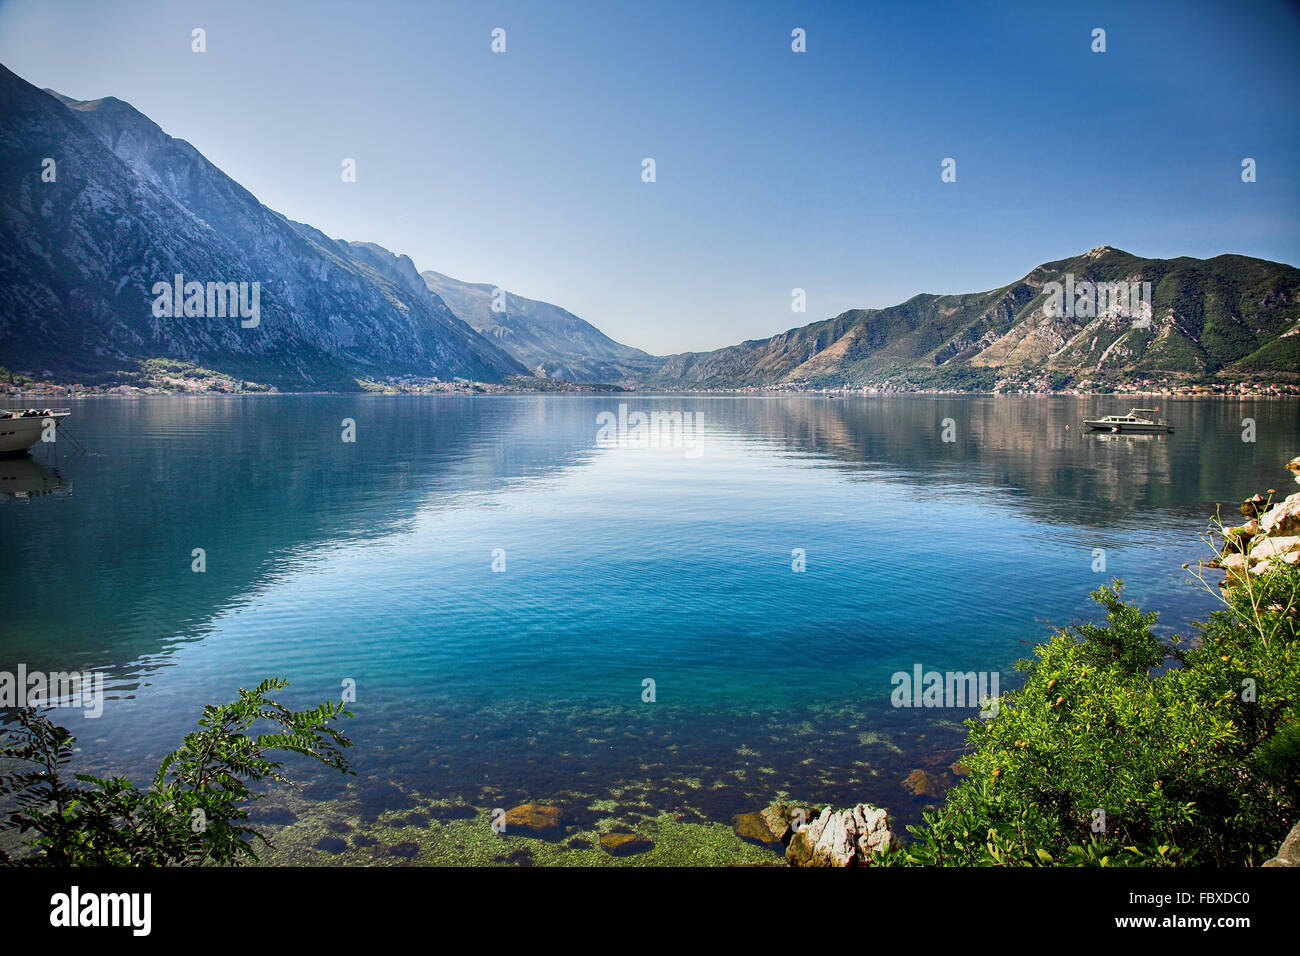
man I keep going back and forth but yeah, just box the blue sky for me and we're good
[1,0,1297,354]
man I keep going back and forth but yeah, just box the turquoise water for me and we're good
[2,394,1296,828]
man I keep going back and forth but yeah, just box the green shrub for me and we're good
[885,542,1298,867]
[0,678,353,866]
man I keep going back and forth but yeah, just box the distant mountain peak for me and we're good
[420,270,657,385]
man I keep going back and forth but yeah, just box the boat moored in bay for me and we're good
[0,407,70,456]
[1082,408,1174,434]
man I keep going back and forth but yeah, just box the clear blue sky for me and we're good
[2,0,1297,354]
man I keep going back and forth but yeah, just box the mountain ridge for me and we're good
[647,246,1300,390]
[2,60,1296,393]
[0,63,526,389]
[419,269,658,385]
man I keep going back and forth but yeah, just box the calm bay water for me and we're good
[2,394,1297,837]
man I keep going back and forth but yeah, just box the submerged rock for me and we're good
[432,803,477,823]
[733,811,780,847]
[786,804,899,867]
[599,831,654,856]
[902,768,943,797]
[314,836,348,855]
[250,805,298,826]
[358,781,416,820]
[503,804,564,839]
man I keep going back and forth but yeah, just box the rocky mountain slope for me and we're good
[0,63,525,388]
[649,247,1300,389]
[4,57,1295,393]
[420,270,657,385]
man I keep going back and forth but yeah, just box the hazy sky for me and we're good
[2,0,1297,355]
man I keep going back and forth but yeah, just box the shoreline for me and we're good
[6,384,1300,400]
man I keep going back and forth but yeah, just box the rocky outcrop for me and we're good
[1260,495,1300,537]
[732,804,819,848]
[760,804,819,846]
[785,804,899,867]
[1216,458,1300,583]
[1263,822,1300,867]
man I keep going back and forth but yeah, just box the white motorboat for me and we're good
[0,407,70,455]
[1082,408,1174,434]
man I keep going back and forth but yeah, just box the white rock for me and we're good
[1260,494,1300,536]
[787,803,899,866]
[1250,535,1300,561]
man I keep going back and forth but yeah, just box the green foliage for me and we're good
[0,678,353,866]
[887,549,1299,866]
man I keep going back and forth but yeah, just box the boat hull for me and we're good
[1084,421,1173,434]
[0,413,67,455]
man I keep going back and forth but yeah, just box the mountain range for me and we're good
[649,247,1300,390]
[1,61,1296,392]
[419,270,658,386]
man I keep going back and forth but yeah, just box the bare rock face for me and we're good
[786,804,899,866]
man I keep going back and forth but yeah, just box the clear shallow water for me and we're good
[2,394,1297,831]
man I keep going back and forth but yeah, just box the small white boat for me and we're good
[1082,408,1174,434]
[0,408,70,456]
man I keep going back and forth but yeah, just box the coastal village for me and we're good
[4,366,1297,400]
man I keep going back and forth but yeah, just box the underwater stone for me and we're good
[600,832,654,856]
[902,768,943,797]
[503,804,564,839]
